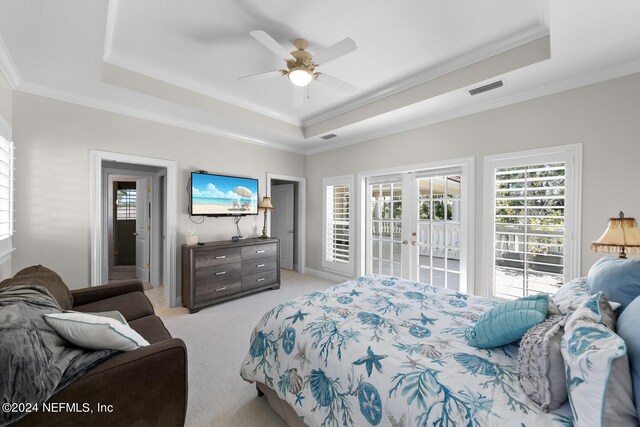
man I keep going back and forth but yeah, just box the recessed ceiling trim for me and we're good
[103,0,120,58]
[103,52,303,128]
[15,81,307,155]
[302,25,549,128]
[305,59,640,155]
[0,35,21,88]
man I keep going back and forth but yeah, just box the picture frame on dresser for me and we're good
[181,238,280,313]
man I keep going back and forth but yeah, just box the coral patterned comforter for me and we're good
[240,275,573,426]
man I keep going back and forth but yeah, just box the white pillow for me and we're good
[45,311,149,351]
[560,292,637,426]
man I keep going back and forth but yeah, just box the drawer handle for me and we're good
[216,271,226,275]
[256,264,265,268]
[216,287,227,291]
[256,277,266,282]
[215,255,226,259]
[256,250,265,253]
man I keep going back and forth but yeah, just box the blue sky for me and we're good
[192,173,258,200]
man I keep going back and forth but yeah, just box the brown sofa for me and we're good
[1,265,188,427]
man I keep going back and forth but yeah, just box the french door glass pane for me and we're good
[369,181,403,278]
[416,175,461,289]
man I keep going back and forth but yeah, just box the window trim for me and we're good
[0,136,14,264]
[483,144,582,298]
[322,175,355,275]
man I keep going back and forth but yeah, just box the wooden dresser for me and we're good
[181,238,280,313]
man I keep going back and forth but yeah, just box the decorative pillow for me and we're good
[518,313,567,411]
[588,256,640,312]
[560,293,638,426]
[616,296,640,420]
[551,277,590,315]
[45,311,149,351]
[465,293,549,349]
[0,265,74,310]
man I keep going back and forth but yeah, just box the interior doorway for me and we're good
[103,161,166,307]
[267,173,306,274]
[90,150,178,308]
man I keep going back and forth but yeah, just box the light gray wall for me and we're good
[0,68,12,279]
[306,72,640,294]
[12,92,306,289]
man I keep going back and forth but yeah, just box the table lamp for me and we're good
[591,211,640,258]
[259,196,274,239]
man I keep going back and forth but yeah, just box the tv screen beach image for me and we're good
[192,174,258,215]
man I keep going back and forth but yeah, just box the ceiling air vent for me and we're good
[321,133,338,140]
[469,80,503,96]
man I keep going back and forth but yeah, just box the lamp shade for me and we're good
[591,211,640,258]
[259,196,274,210]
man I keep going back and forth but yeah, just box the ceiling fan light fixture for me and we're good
[288,67,313,87]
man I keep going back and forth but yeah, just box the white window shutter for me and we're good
[323,176,354,274]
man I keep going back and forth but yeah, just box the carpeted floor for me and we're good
[157,269,337,427]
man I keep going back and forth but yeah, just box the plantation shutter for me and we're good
[493,161,567,299]
[0,136,13,242]
[323,175,354,274]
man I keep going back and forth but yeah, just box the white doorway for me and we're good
[135,177,152,281]
[266,173,306,274]
[271,183,295,270]
[91,151,178,307]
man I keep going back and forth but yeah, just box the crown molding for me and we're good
[15,81,307,155]
[302,25,550,128]
[305,59,640,155]
[103,52,304,128]
[0,36,21,88]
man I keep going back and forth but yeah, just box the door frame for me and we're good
[266,173,306,275]
[357,157,475,294]
[90,150,178,307]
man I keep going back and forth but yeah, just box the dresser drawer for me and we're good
[195,262,241,285]
[195,281,241,302]
[242,259,278,276]
[194,247,241,268]
[242,269,278,292]
[241,243,277,261]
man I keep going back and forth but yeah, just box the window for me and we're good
[0,136,14,262]
[484,145,581,299]
[323,175,354,274]
[116,188,137,220]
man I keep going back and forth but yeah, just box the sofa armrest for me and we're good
[71,280,145,307]
[15,339,188,427]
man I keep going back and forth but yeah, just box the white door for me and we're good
[271,184,294,270]
[135,177,151,282]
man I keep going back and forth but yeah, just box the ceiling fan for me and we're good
[239,30,358,106]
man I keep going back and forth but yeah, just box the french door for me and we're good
[367,169,466,292]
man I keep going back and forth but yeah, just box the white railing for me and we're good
[419,222,460,259]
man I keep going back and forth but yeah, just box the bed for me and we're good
[240,275,575,426]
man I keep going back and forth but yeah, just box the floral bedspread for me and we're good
[240,275,573,426]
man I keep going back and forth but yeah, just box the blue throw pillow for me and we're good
[616,295,640,420]
[465,294,549,349]
[587,256,640,312]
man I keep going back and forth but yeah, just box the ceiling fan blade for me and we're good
[249,30,292,60]
[316,73,357,93]
[292,85,309,107]
[238,70,283,82]
[313,38,357,65]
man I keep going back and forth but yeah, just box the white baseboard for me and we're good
[304,267,353,284]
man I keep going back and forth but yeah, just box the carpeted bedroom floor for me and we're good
[155,270,337,427]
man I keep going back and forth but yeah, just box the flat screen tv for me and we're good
[190,172,259,216]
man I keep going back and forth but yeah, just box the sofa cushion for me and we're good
[128,315,173,344]
[74,291,154,322]
[0,265,74,310]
